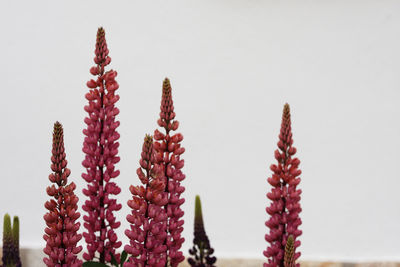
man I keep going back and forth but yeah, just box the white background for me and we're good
[0,0,399,262]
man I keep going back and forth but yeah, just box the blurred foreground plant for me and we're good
[188,196,216,267]
[2,214,21,267]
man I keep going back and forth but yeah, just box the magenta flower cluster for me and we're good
[124,135,169,266]
[153,78,186,267]
[43,122,82,267]
[264,104,302,267]
[81,27,122,264]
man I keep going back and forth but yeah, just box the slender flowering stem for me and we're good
[188,196,216,267]
[43,122,82,267]
[264,104,302,267]
[81,27,122,264]
[153,78,186,267]
[124,135,169,267]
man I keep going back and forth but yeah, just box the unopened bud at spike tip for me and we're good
[3,213,11,238]
[12,216,19,246]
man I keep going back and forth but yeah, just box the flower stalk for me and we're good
[124,135,168,266]
[264,104,302,267]
[81,27,122,264]
[43,122,82,267]
[188,196,216,267]
[153,78,186,267]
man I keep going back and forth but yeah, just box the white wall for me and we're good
[0,0,399,262]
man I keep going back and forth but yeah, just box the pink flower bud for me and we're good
[154,129,165,140]
[90,66,99,75]
[171,120,179,131]
[288,147,297,155]
[87,79,97,88]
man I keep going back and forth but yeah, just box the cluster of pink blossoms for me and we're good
[153,78,186,267]
[125,135,169,266]
[81,27,122,264]
[264,104,302,267]
[43,122,82,267]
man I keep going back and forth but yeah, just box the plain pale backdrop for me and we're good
[0,0,399,262]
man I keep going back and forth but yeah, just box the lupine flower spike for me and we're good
[124,134,168,267]
[188,196,216,267]
[283,235,295,267]
[264,103,302,267]
[81,27,122,264]
[43,122,82,267]
[153,78,186,267]
[2,214,21,267]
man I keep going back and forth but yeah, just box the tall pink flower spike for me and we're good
[264,104,302,267]
[125,134,169,267]
[82,27,122,264]
[153,78,186,267]
[43,122,83,267]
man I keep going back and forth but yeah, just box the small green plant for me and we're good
[83,251,127,267]
[2,214,21,267]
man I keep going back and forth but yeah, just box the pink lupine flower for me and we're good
[264,104,302,267]
[124,134,169,267]
[153,78,186,267]
[81,27,122,264]
[43,122,83,267]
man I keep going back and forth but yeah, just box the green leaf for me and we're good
[120,250,128,266]
[83,261,110,267]
[110,252,117,266]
